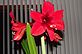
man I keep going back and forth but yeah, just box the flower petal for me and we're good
[9,11,15,24]
[47,28,55,41]
[47,28,62,42]
[31,22,45,36]
[42,1,54,14]
[11,22,26,41]
[9,11,15,19]
[50,20,64,30]
[54,33,62,42]
[30,11,43,23]
[51,10,63,20]
[11,26,20,31]
[13,28,26,41]
[11,22,26,31]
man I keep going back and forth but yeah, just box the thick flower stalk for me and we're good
[30,1,64,42]
[10,11,26,41]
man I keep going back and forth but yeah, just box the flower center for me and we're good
[42,14,50,24]
[43,18,48,23]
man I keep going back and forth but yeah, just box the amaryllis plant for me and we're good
[10,11,26,41]
[31,1,64,42]
[10,1,64,54]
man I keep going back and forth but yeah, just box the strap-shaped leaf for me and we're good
[26,23,38,54]
[21,39,30,54]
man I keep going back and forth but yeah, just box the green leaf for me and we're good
[21,39,30,54]
[26,23,38,54]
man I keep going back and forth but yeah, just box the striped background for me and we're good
[1,0,82,54]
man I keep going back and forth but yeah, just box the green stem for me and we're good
[41,36,46,54]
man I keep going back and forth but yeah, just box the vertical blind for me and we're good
[2,0,82,54]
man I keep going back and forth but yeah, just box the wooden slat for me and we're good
[20,0,23,23]
[38,45,42,54]
[74,0,82,54]
[11,0,15,54]
[62,0,70,54]
[54,0,58,10]
[77,0,82,54]
[36,0,40,12]
[33,0,36,11]
[21,49,24,54]
[15,0,18,21]
[48,42,52,54]
[56,0,61,54]
[65,0,74,54]
[12,0,14,11]
[24,0,28,23]
[69,0,78,54]
[40,0,44,6]
[57,0,61,10]
[7,0,10,54]
[3,0,5,54]
[28,0,32,22]
[65,0,73,54]
[61,0,66,54]
[20,0,24,54]
[57,46,61,54]
[53,47,56,54]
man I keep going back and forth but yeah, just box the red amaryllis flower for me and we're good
[30,1,64,42]
[10,11,26,41]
